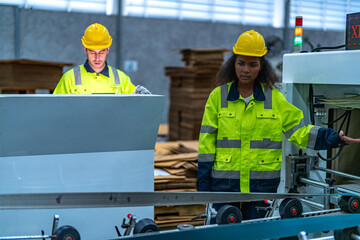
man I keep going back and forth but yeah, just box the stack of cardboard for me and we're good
[154,140,205,230]
[154,140,198,191]
[154,205,205,231]
[165,48,228,140]
[0,59,73,93]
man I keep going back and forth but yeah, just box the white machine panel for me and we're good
[0,94,165,239]
[283,50,360,85]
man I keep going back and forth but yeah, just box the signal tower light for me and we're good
[294,16,303,53]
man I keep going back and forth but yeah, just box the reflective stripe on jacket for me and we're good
[198,81,317,193]
[53,64,135,94]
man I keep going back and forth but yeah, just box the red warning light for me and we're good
[296,17,303,26]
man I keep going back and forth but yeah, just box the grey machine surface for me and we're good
[0,94,165,239]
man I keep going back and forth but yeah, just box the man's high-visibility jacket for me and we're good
[198,80,343,193]
[53,60,135,94]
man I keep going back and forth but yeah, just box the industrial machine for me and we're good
[0,94,165,239]
[281,49,360,211]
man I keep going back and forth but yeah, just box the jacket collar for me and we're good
[84,60,109,77]
[227,80,266,102]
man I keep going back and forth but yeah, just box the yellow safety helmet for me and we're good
[81,23,112,49]
[233,30,267,57]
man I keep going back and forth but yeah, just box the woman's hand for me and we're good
[339,130,360,144]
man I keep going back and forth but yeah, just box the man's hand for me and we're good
[339,130,360,144]
[134,85,151,94]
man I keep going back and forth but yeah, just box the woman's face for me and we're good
[235,55,261,85]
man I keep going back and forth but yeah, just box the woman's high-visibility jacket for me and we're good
[198,80,343,193]
[53,60,135,94]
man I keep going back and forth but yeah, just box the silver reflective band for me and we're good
[200,125,218,134]
[198,153,215,163]
[250,170,281,180]
[74,65,82,85]
[211,169,240,179]
[307,126,321,149]
[263,85,272,109]
[111,66,120,85]
[250,138,282,149]
[217,137,241,148]
[221,84,228,108]
[284,118,306,139]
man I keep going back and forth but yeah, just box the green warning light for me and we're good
[294,36,303,45]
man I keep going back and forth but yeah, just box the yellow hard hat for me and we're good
[233,30,267,57]
[81,23,112,49]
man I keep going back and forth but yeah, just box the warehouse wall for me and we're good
[0,6,346,122]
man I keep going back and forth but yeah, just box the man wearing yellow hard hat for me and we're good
[53,23,149,94]
[198,30,360,221]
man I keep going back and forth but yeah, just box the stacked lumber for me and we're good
[0,59,73,93]
[154,140,204,230]
[165,48,228,140]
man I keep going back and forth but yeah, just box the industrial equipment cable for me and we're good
[300,44,345,53]
[316,110,351,162]
[318,111,348,126]
[311,44,345,52]
[309,84,352,161]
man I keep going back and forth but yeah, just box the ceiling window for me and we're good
[290,0,360,31]
[0,0,112,15]
[124,0,275,26]
[1,0,360,31]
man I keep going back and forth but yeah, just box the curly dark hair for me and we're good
[216,54,279,87]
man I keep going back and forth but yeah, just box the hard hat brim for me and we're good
[233,48,267,57]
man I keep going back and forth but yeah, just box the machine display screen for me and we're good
[346,12,360,50]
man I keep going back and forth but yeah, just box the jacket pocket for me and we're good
[218,110,236,118]
[213,153,232,172]
[254,110,281,138]
[71,85,90,94]
[257,153,282,171]
[256,110,278,119]
[215,154,232,163]
[217,110,237,138]
[258,156,282,165]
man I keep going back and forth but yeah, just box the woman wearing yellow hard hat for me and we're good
[54,23,150,94]
[198,30,360,221]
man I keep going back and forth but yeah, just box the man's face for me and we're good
[85,48,109,73]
